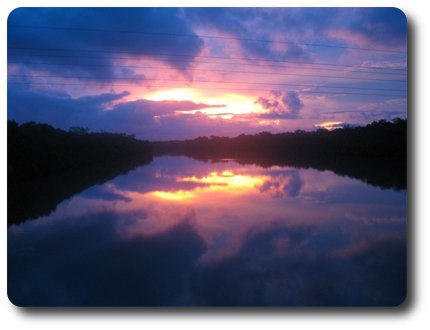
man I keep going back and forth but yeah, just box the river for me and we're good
[7,156,407,306]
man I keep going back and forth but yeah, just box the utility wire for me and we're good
[8,24,405,54]
[6,66,404,83]
[8,54,407,76]
[7,74,406,92]
[8,81,406,98]
[8,46,407,72]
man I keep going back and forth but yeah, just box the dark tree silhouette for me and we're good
[8,121,153,184]
[153,118,407,190]
[8,118,406,226]
[8,121,153,226]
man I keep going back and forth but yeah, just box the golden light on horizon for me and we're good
[315,121,344,131]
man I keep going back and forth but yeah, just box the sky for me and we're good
[7,7,407,140]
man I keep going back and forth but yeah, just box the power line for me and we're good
[6,65,404,83]
[8,81,406,98]
[8,46,407,72]
[7,61,407,84]
[8,24,405,54]
[8,54,407,76]
[7,74,406,92]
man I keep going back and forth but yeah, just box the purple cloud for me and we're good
[256,90,304,119]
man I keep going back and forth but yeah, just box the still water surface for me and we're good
[8,156,407,306]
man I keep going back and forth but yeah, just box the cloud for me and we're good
[347,8,407,48]
[112,99,225,114]
[7,8,407,138]
[7,85,129,128]
[256,90,304,119]
[8,8,204,81]
[9,84,268,140]
[185,7,407,70]
[185,8,313,62]
[7,85,225,137]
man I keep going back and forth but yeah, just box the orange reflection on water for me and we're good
[149,170,266,201]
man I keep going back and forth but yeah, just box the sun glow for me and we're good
[143,88,259,117]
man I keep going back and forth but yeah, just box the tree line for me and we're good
[7,118,406,225]
[153,118,407,190]
[8,120,153,184]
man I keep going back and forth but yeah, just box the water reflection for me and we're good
[8,156,407,306]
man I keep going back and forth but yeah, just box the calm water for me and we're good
[8,156,407,306]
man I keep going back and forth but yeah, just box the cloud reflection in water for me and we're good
[8,156,406,306]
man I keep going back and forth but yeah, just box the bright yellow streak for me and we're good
[151,190,196,201]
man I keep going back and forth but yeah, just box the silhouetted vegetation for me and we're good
[8,161,150,227]
[8,121,153,184]
[8,118,406,226]
[153,118,407,190]
[8,121,153,226]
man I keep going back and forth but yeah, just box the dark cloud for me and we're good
[7,85,129,128]
[8,8,204,81]
[185,8,406,61]
[7,85,225,136]
[185,8,313,62]
[348,8,407,48]
[256,90,304,119]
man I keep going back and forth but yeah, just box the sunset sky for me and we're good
[7,7,407,140]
